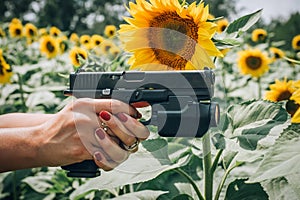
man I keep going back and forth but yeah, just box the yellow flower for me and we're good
[0,28,6,37]
[265,78,296,102]
[100,40,114,54]
[39,28,48,37]
[237,49,270,78]
[79,35,92,49]
[91,34,104,47]
[104,25,117,38]
[269,47,285,61]
[290,88,300,123]
[251,29,267,43]
[56,36,68,54]
[292,34,300,51]
[216,19,228,33]
[0,51,13,84]
[40,35,59,58]
[11,18,22,24]
[50,26,61,37]
[69,47,88,67]
[24,23,38,44]
[70,33,79,44]
[9,22,23,38]
[109,46,121,58]
[24,23,37,38]
[119,0,222,70]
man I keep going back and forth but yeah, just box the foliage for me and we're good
[1,1,300,200]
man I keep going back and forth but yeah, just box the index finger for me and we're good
[91,99,139,118]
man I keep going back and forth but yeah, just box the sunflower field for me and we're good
[1,0,300,199]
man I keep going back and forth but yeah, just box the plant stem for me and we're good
[202,133,213,200]
[257,77,262,99]
[175,168,204,200]
[211,149,223,174]
[214,165,237,200]
[17,73,27,112]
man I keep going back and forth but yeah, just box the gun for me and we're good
[61,69,220,178]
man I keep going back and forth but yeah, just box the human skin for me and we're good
[0,98,149,172]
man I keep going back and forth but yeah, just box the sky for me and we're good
[234,0,300,23]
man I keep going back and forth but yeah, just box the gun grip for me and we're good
[61,160,100,178]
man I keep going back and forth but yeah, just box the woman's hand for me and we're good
[0,98,150,172]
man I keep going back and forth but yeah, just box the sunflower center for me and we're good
[15,28,21,35]
[221,25,227,32]
[274,52,280,58]
[76,53,85,63]
[148,11,198,70]
[46,41,55,53]
[245,56,262,70]
[286,100,300,116]
[277,91,292,101]
[95,41,101,45]
[297,40,300,47]
[109,30,114,36]
[29,29,35,36]
[258,33,265,41]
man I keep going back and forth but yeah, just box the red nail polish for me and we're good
[100,111,111,121]
[137,112,142,119]
[117,113,128,122]
[96,128,105,140]
[94,152,102,161]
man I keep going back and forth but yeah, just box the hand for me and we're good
[36,98,150,171]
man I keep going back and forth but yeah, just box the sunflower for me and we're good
[0,52,13,84]
[104,25,117,38]
[9,22,23,38]
[11,18,22,24]
[290,89,300,123]
[69,46,88,67]
[292,35,300,51]
[251,28,267,43]
[237,49,270,78]
[269,47,285,61]
[70,33,79,45]
[91,34,104,47]
[109,46,121,58]
[265,78,300,120]
[38,28,48,37]
[50,26,61,37]
[40,35,59,58]
[265,78,296,102]
[56,36,68,54]
[119,0,222,70]
[79,34,92,49]
[100,40,114,54]
[24,23,38,44]
[216,19,228,33]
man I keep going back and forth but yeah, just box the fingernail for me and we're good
[117,112,128,122]
[94,152,102,161]
[100,111,111,121]
[95,128,105,140]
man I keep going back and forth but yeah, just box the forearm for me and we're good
[0,126,42,172]
[0,113,54,128]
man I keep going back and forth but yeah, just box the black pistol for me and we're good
[62,69,220,178]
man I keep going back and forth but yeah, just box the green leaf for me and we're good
[70,138,188,199]
[172,194,194,200]
[226,9,263,35]
[22,176,53,194]
[225,179,268,200]
[249,124,300,182]
[222,100,289,150]
[110,190,168,200]
[261,177,300,200]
